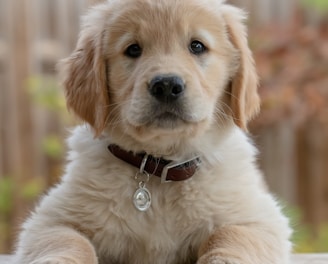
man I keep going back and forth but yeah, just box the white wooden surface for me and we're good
[1,254,328,264]
[0,256,11,264]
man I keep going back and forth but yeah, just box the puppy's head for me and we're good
[60,0,259,148]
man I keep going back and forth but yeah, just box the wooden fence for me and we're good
[0,0,327,254]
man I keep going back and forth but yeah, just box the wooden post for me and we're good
[0,0,10,254]
[297,120,328,227]
[254,121,297,204]
[5,0,36,252]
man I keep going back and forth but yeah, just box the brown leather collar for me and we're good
[108,144,201,183]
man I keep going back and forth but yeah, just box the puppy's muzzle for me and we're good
[149,75,185,103]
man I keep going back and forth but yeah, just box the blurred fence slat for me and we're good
[256,121,297,204]
[297,120,328,227]
[7,0,36,232]
[229,0,296,25]
[0,0,90,253]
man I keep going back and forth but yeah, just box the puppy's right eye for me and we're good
[124,44,142,58]
[189,40,207,55]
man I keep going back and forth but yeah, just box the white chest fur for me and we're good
[42,126,267,264]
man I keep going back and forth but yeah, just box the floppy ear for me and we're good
[59,5,109,136]
[222,6,260,130]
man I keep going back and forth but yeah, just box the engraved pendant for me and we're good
[133,184,151,211]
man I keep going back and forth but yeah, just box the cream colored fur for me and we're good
[14,0,292,263]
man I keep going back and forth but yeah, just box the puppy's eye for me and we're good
[189,40,207,55]
[124,44,142,58]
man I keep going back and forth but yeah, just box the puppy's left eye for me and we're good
[189,40,207,55]
[124,44,142,58]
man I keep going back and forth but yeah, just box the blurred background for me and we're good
[0,0,327,254]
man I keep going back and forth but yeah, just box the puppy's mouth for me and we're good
[151,111,186,128]
[125,96,209,134]
[157,112,180,121]
[137,103,195,129]
[124,99,210,142]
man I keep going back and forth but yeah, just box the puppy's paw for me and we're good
[30,257,78,264]
[197,251,241,264]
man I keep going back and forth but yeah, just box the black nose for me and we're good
[149,75,185,103]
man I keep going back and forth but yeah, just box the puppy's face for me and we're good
[107,0,237,142]
[61,0,259,149]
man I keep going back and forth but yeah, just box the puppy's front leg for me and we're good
[14,226,98,264]
[197,225,289,264]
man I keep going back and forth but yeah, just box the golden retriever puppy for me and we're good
[14,0,292,263]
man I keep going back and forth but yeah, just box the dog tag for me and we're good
[133,184,151,211]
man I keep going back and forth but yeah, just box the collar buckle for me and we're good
[161,156,201,183]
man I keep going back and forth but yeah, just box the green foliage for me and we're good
[0,177,44,208]
[21,178,44,200]
[42,134,64,159]
[0,177,13,214]
[27,75,71,160]
[285,206,328,253]
[27,75,66,112]
[301,0,328,14]
[293,223,328,253]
